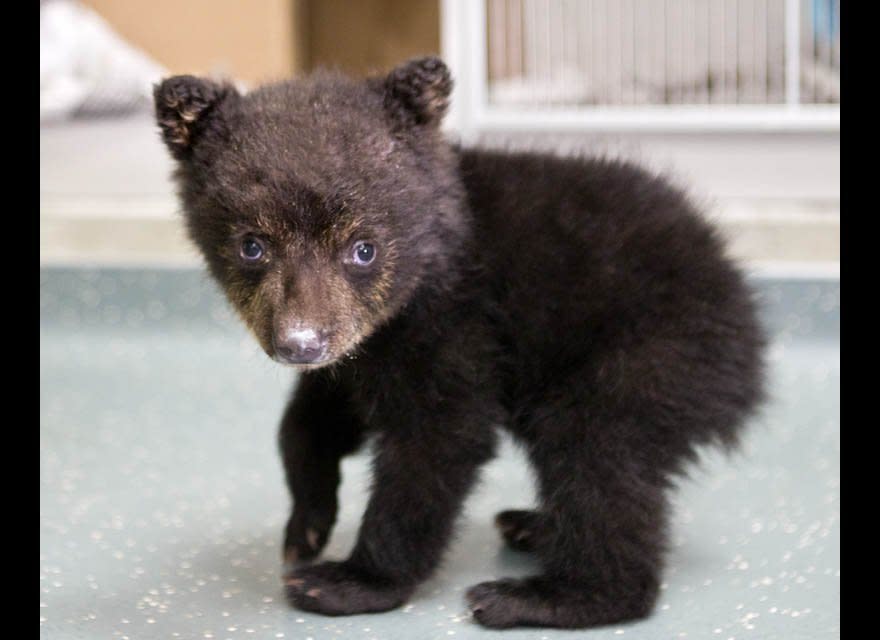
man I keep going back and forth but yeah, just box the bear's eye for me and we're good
[352,241,376,266]
[240,236,265,262]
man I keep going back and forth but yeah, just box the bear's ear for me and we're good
[153,75,237,159]
[376,57,452,128]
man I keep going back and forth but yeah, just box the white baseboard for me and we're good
[40,196,840,274]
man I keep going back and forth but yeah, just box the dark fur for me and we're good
[154,58,766,629]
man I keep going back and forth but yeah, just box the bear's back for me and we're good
[456,147,762,402]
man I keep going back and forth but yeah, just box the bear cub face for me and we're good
[154,58,465,368]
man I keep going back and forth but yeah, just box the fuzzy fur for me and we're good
[154,57,766,629]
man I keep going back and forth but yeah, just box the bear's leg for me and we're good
[469,392,669,629]
[279,373,365,568]
[285,422,497,615]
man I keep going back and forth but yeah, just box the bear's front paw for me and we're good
[466,578,534,628]
[282,509,334,569]
[466,575,658,629]
[284,561,412,616]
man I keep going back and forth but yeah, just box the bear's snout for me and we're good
[273,326,329,365]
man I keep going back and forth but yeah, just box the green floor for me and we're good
[40,269,840,639]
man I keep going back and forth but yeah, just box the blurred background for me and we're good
[40,2,839,639]
[41,0,839,271]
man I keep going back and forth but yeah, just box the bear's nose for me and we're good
[273,328,328,365]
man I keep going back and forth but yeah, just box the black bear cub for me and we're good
[155,57,765,629]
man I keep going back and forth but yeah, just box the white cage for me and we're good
[442,0,840,135]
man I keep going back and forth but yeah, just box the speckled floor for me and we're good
[40,268,839,640]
